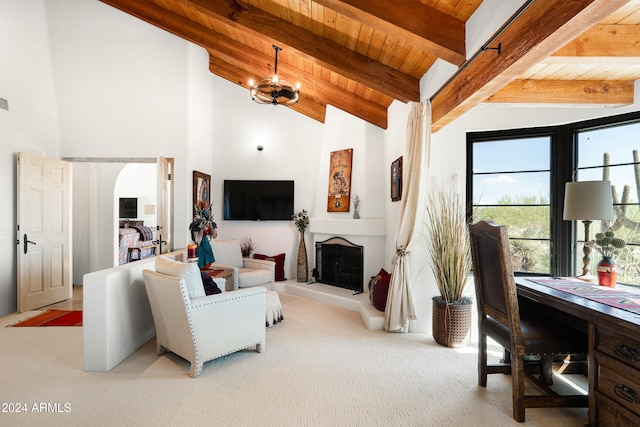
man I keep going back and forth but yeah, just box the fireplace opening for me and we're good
[315,237,364,293]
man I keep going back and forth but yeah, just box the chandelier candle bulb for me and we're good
[249,45,300,106]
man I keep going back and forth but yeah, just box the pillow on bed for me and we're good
[155,256,205,299]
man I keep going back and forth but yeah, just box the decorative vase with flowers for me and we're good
[587,230,626,287]
[293,209,309,282]
[189,201,217,269]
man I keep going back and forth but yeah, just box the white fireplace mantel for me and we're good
[309,217,386,237]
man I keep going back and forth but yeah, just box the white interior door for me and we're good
[156,156,173,254]
[17,153,72,312]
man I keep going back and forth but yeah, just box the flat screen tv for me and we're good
[119,197,138,219]
[224,180,294,221]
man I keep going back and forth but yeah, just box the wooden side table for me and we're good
[201,269,233,292]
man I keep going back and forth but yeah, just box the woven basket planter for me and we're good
[432,297,472,348]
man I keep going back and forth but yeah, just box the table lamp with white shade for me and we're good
[563,180,615,278]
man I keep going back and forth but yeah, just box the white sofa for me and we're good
[142,266,266,377]
[209,239,276,290]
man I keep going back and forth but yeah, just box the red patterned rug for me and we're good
[11,310,82,327]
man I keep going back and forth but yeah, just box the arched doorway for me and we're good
[114,164,157,265]
[68,158,173,285]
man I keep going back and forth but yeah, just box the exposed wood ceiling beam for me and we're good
[99,0,637,131]
[541,23,640,67]
[489,23,640,105]
[207,49,389,128]
[100,0,405,125]
[98,0,214,47]
[430,0,632,132]
[183,0,420,102]
[484,79,634,105]
[312,0,465,65]
[102,0,351,122]
[552,24,640,57]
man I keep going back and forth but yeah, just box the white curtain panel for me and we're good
[384,101,432,332]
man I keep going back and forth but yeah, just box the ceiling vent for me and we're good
[0,98,8,111]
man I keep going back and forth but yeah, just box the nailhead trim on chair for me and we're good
[188,290,266,308]
[182,287,267,377]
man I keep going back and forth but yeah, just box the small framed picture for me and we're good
[391,156,402,202]
[193,170,211,214]
[327,148,353,212]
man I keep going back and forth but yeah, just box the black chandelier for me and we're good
[249,45,300,106]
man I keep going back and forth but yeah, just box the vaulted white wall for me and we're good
[206,77,324,279]
[0,0,61,316]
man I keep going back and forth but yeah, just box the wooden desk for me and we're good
[516,277,640,426]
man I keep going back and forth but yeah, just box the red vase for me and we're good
[597,256,618,287]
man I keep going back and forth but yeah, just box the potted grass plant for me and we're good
[425,184,473,347]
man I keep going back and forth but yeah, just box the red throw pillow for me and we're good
[369,268,386,303]
[372,268,391,312]
[254,253,286,281]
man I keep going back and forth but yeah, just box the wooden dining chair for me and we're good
[468,220,588,422]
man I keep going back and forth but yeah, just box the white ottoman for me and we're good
[266,290,283,327]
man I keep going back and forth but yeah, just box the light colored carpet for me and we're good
[0,293,587,426]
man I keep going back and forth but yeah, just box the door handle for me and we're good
[23,234,36,254]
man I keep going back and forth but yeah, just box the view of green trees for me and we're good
[475,194,639,285]
[470,116,640,285]
[474,195,551,275]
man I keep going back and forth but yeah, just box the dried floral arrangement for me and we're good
[189,200,217,243]
[240,236,257,258]
[292,209,309,232]
[425,185,472,305]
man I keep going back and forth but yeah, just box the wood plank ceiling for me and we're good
[99,0,640,131]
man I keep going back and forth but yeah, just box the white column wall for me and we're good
[0,0,61,316]
[208,78,324,280]
[309,106,387,290]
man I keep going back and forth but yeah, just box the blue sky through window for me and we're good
[578,123,639,202]
[473,129,638,205]
[472,137,550,205]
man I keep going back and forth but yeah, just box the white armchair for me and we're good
[209,239,276,291]
[142,267,266,377]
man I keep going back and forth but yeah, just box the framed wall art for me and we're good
[391,156,402,202]
[327,148,353,212]
[192,170,211,214]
